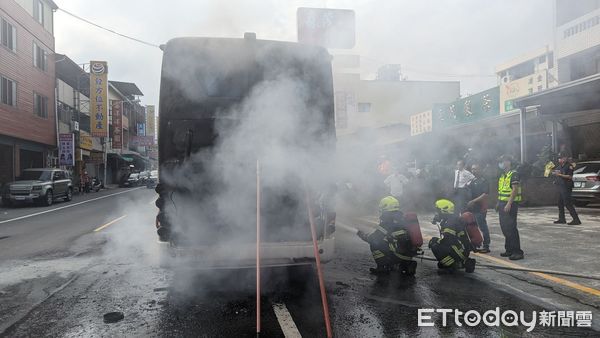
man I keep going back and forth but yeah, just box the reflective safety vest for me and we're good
[498,170,522,202]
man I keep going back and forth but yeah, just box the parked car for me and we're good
[1,168,73,207]
[120,173,141,187]
[146,170,158,189]
[572,161,600,207]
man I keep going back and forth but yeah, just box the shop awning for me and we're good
[108,153,133,162]
[515,73,600,116]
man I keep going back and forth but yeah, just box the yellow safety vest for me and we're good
[498,170,522,202]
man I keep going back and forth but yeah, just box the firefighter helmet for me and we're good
[435,199,455,215]
[379,196,400,213]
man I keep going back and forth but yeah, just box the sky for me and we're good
[54,0,554,109]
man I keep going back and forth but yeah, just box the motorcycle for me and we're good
[84,177,102,193]
[91,177,102,192]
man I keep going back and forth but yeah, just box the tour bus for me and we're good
[155,34,336,269]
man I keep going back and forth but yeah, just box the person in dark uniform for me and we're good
[496,155,524,260]
[552,152,581,225]
[467,163,490,253]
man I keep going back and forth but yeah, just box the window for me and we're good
[54,171,67,180]
[57,102,72,124]
[34,92,48,118]
[528,88,533,94]
[528,77,533,84]
[1,76,16,106]
[537,85,543,91]
[537,75,543,82]
[1,18,16,52]
[33,0,44,25]
[538,55,546,64]
[357,102,371,113]
[33,41,47,71]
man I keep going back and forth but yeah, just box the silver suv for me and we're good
[572,161,600,207]
[2,168,73,207]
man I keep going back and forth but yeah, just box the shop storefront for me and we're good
[0,134,53,186]
[515,73,600,161]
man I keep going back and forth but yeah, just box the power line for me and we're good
[57,8,161,49]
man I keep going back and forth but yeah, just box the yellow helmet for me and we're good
[435,199,455,215]
[379,196,400,213]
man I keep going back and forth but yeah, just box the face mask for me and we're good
[498,162,505,170]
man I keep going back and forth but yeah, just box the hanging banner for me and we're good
[112,100,123,149]
[90,61,108,137]
[79,132,93,151]
[137,123,145,136]
[146,105,156,137]
[130,135,154,146]
[59,133,75,166]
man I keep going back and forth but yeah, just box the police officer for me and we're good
[357,196,418,275]
[552,152,581,225]
[496,155,524,260]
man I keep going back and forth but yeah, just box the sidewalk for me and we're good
[354,206,600,308]
[480,206,600,305]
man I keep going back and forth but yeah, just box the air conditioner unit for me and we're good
[501,75,511,84]
[71,121,79,131]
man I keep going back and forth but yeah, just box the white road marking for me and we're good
[272,303,302,338]
[0,187,143,225]
[93,215,127,232]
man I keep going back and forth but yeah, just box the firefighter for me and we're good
[357,196,419,275]
[428,199,476,273]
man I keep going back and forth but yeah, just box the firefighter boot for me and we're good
[400,260,417,276]
[370,264,391,275]
[464,258,476,273]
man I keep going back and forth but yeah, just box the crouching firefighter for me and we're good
[357,196,424,275]
[428,199,482,273]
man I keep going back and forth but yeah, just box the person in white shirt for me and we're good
[384,167,409,205]
[453,159,475,213]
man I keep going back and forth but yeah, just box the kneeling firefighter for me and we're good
[428,199,483,273]
[357,196,424,275]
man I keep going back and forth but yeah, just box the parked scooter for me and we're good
[84,177,102,193]
[91,177,102,192]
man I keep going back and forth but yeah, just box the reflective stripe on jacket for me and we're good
[498,170,522,202]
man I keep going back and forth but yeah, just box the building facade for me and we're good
[0,0,58,185]
[55,54,107,185]
[555,0,600,83]
[495,46,558,113]
[334,68,459,137]
[106,81,148,184]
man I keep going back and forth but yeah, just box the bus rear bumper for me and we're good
[157,237,335,269]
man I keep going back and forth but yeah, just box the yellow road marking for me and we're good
[93,215,127,232]
[352,217,600,297]
[473,252,600,297]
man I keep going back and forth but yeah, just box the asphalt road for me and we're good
[0,188,598,337]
